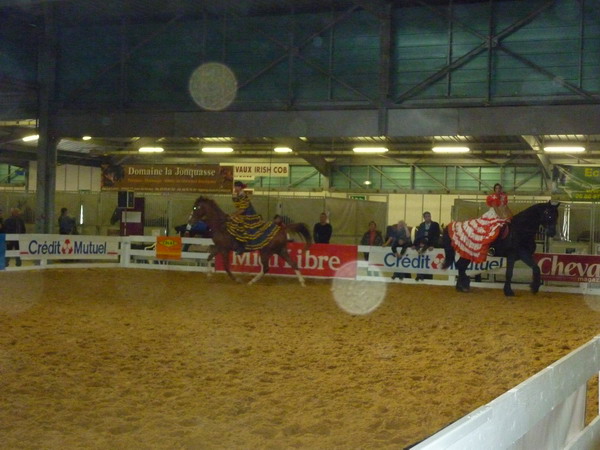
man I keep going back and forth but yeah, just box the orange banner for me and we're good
[101,164,233,193]
[156,236,182,260]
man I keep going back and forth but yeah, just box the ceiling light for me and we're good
[22,134,39,142]
[352,147,388,153]
[203,137,233,142]
[363,180,372,185]
[543,146,585,153]
[201,147,234,153]
[138,147,164,153]
[274,147,293,153]
[432,146,470,153]
[82,136,92,141]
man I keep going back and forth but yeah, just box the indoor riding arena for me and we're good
[2,267,599,448]
[4,0,600,448]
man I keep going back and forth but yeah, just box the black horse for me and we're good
[443,201,560,296]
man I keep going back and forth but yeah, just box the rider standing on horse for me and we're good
[228,180,280,255]
[448,183,513,263]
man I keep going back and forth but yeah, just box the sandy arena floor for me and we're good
[1,268,599,449]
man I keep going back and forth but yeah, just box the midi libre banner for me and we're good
[215,243,359,278]
[101,164,233,193]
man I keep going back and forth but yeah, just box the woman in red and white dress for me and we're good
[448,183,512,263]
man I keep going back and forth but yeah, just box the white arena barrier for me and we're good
[412,336,600,450]
[122,235,215,272]
[1,234,215,273]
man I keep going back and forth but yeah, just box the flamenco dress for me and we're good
[447,193,510,263]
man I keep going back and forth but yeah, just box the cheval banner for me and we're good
[535,253,600,283]
[215,243,358,278]
[18,235,120,260]
[365,247,506,275]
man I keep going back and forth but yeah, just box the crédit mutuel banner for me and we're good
[368,247,600,282]
[18,235,119,260]
[215,243,358,278]
[101,164,233,193]
[366,247,505,275]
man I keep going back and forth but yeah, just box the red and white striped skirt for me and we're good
[448,209,508,263]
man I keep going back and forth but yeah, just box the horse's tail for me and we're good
[286,223,312,250]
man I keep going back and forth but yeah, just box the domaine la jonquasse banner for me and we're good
[100,164,234,193]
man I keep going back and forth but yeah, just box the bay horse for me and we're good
[189,196,312,286]
[442,201,560,296]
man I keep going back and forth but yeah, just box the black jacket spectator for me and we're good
[313,213,332,244]
[414,214,441,249]
[4,208,26,267]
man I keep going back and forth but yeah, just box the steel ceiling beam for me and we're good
[235,4,376,105]
[61,12,185,107]
[499,45,598,102]
[521,135,552,191]
[0,143,101,166]
[394,0,556,104]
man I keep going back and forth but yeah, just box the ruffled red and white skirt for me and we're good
[448,208,509,263]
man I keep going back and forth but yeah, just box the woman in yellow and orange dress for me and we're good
[448,183,512,263]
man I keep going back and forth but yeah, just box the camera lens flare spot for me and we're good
[188,62,238,111]
[331,262,386,315]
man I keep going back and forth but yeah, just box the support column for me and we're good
[378,2,392,136]
[35,3,59,233]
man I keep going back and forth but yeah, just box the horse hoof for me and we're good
[504,289,515,297]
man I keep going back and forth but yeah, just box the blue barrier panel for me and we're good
[0,233,5,270]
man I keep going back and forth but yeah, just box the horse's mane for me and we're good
[510,202,556,233]
[194,196,229,222]
[512,202,549,222]
[194,196,220,209]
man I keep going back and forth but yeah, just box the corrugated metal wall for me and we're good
[48,0,600,109]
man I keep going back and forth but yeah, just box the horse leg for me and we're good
[207,244,216,261]
[520,250,542,294]
[442,230,454,269]
[279,247,306,287]
[503,256,516,297]
[455,258,471,292]
[456,258,471,292]
[248,250,269,285]
[221,250,238,282]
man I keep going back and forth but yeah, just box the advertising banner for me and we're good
[232,163,289,180]
[18,235,120,260]
[552,165,600,201]
[156,236,182,260]
[535,253,600,283]
[366,247,506,275]
[101,164,233,193]
[215,243,358,278]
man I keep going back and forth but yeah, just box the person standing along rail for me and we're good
[4,208,26,267]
